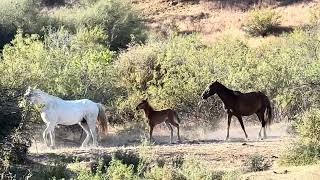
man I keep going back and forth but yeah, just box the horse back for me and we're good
[235,91,267,110]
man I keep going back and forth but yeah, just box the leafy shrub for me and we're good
[280,143,320,166]
[143,165,181,180]
[107,158,138,180]
[0,88,32,177]
[245,154,270,172]
[29,162,69,180]
[180,155,223,180]
[0,0,48,48]
[242,8,281,36]
[0,27,118,103]
[50,0,146,50]
[280,108,320,165]
[297,108,320,145]
[76,159,107,180]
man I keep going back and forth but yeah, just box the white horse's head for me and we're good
[24,86,49,105]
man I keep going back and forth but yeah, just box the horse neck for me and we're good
[38,92,61,105]
[216,85,236,108]
[142,104,155,117]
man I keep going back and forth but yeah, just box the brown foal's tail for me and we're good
[174,111,181,123]
[264,96,273,127]
[96,103,108,135]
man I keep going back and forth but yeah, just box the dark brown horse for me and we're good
[136,99,181,143]
[201,81,273,140]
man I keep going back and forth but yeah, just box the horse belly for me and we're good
[56,108,85,125]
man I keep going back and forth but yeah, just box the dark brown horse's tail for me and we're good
[174,111,181,123]
[264,96,273,127]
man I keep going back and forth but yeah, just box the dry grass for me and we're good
[133,0,320,46]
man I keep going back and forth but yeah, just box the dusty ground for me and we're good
[28,122,320,179]
[29,122,291,168]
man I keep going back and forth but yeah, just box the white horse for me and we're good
[24,86,108,148]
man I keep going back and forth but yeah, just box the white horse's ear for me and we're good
[24,86,31,96]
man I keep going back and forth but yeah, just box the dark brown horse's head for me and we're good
[201,81,221,99]
[136,99,149,110]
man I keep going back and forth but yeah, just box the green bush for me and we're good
[0,88,32,177]
[297,108,320,145]
[107,158,138,180]
[280,108,320,166]
[76,159,107,180]
[50,0,146,50]
[29,162,69,180]
[180,155,223,180]
[242,8,281,36]
[0,27,118,103]
[143,165,181,180]
[245,154,270,172]
[280,143,320,166]
[0,0,48,48]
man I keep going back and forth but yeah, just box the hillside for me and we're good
[133,0,318,44]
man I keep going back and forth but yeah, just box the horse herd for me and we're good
[24,80,273,148]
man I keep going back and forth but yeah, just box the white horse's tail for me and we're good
[96,103,108,135]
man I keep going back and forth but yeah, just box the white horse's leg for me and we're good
[263,127,267,139]
[43,125,49,145]
[47,124,56,148]
[87,117,98,147]
[79,122,90,148]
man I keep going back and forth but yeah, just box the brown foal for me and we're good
[136,99,181,143]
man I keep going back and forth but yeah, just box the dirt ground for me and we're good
[29,122,291,168]
[28,121,320,179]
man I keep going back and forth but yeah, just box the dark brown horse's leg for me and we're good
[226,113,232,141]
[256,112,264,140]
[169,120,181,143]
[236,115,248,140]
[149,125,154,143]
[165,121,174,143]
[257,111,267,140]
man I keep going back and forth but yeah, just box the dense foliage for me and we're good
[0,0,46,48]
[0,88,32,178]
[50,0,147,50]
[280,108,320,165]
[0,27,117,102]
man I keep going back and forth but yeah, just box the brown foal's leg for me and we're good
[226,113,232,141]
[236,115,248,140]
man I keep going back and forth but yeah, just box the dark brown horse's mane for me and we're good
[215,82,238,97]
[140,101,155,117]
